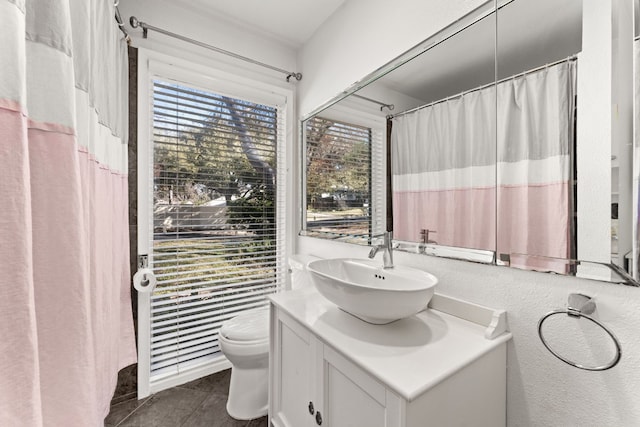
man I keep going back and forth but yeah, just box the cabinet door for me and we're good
[271,310,317,427]
[321,346,396,427]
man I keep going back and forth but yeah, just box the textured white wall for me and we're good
[297,0,640,426]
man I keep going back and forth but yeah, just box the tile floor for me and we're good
[104,369,268,427]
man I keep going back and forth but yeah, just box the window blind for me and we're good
[304,115,384,242]
[149,80,286,381]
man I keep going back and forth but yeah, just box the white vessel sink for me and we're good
[306,258,438,324]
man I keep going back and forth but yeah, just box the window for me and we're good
[303,112,385,243]
[141,74,287,389]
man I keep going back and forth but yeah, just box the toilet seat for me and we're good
[220,307,269,342]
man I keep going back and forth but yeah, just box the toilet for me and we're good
[218,254,318,420]
[218,307,270,420]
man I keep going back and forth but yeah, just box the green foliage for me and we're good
[227,186,275,235]
[153,89,277,230]
[305,117,371,210]
[153,238,275,291]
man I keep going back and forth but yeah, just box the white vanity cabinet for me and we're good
[269,288,512,427]
[269,310,317,427]
[270,309,399,427]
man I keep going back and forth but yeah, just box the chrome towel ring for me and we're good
[537,293,622,371]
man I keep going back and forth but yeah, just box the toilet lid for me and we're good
[219,307,269,341]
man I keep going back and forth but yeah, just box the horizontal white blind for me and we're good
[150,80,284,380]
[305,116,375,241]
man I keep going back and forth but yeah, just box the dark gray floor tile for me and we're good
[111,391,138,406]
[112,364,138,405]
[246,416,268,426]
[180,393,248,427]
[178,369,231,395]
[104,398,148,426]
[118,387,209,427]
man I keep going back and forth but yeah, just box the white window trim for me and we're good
[136,48,294,398]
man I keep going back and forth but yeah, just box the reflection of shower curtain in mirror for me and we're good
[391,88,496,250]
[392,61,576,266]
[497,61,576,271]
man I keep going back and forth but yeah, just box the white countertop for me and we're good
[269,287,512,402]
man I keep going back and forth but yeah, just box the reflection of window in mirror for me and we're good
[303,108,386,244]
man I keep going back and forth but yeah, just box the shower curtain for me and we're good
[392,60,575,267]
[0,1,136,426]
[496,61,576,270]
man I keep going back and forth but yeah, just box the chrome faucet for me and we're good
[419,229,437,254]
[368,231,394,269]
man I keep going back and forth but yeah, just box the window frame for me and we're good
[136,48,294,398]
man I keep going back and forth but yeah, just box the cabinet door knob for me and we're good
[315,411,323,425]
[308,401,315,415]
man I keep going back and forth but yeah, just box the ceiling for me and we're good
[174,0,347,46]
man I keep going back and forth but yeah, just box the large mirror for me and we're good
[301,0,639,285]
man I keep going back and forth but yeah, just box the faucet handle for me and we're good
[368,245,380,259]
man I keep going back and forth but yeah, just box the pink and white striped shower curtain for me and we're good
[0,1,136,426]
[392,61,575,269]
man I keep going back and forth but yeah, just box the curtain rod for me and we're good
[388,55,577,120]
[114,5,131,44]
[352,94,395,111]
[128,16,302,82]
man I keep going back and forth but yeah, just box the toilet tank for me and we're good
[288,254,320,290]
